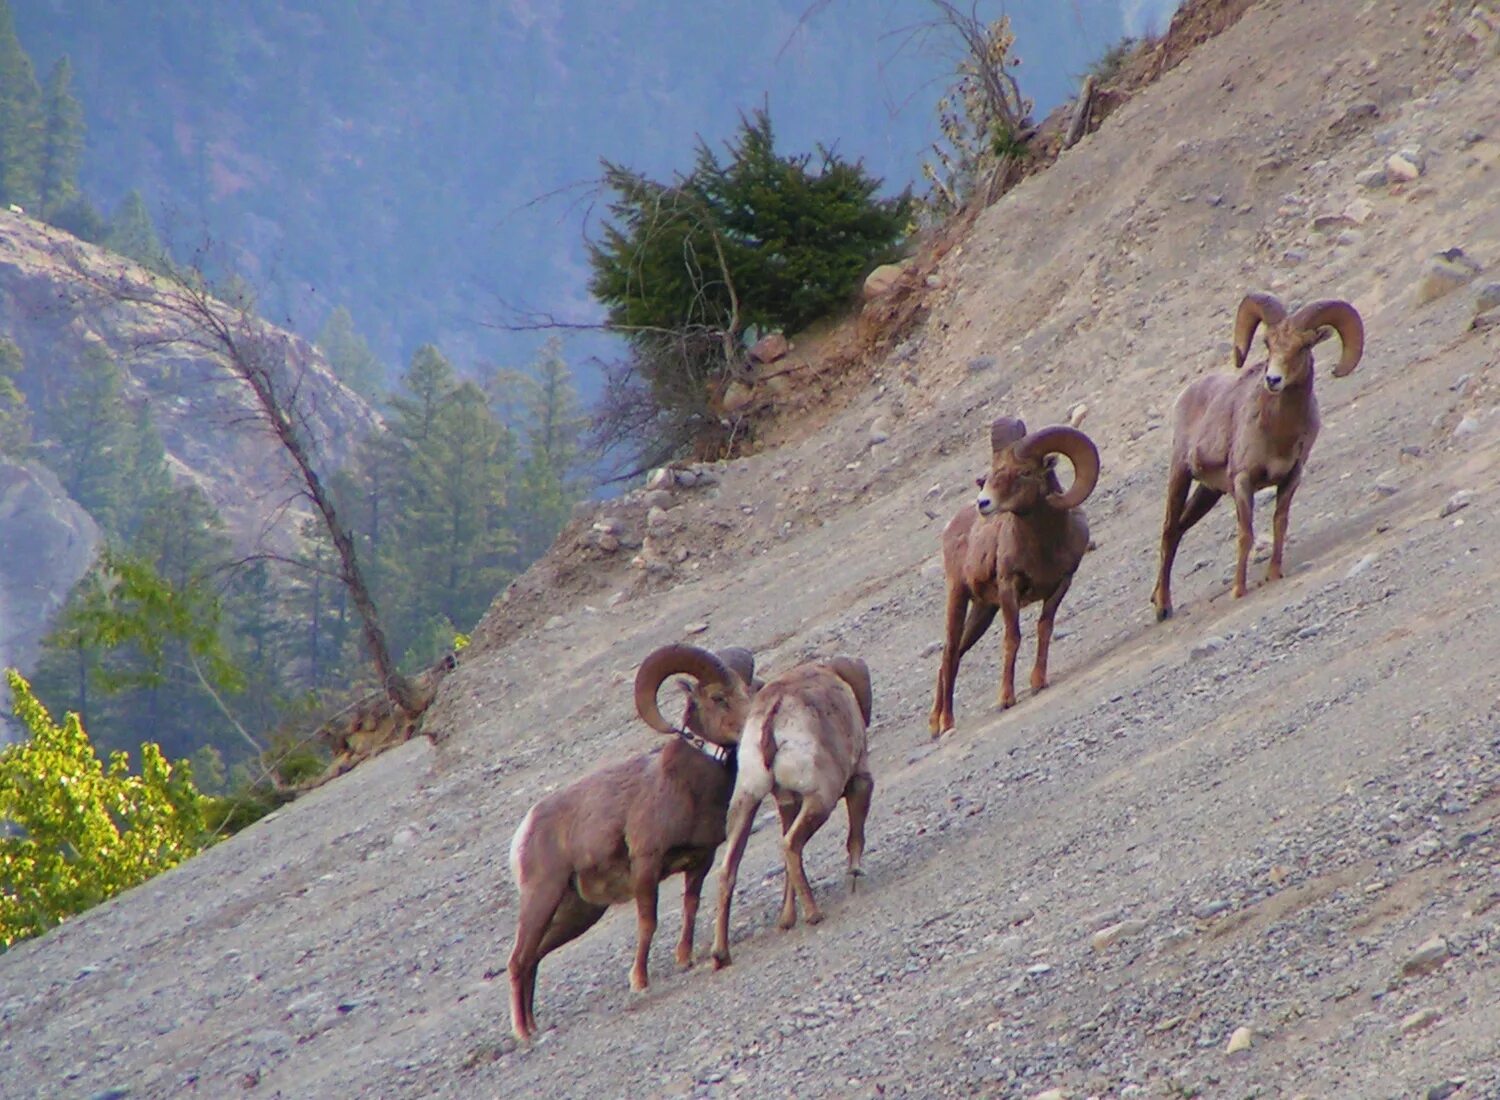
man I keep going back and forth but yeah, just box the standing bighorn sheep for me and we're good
[1151,293,1364,619]
[928,417,1101,736]
[503,644,756,1041]
[709,657,875,970]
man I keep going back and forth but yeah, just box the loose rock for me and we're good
[1402,937,1450,977]
[1225,1026,1254,1055]
[1439,490,1474,518]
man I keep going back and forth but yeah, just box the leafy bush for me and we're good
[1,671,210,949]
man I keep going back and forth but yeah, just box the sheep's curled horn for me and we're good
[633,644,745,734]
[1233,293,1365,377]
[990,417,1101,510]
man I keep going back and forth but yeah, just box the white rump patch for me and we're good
[509,806,536,891]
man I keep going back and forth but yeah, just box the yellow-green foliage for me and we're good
[1,670,211,949]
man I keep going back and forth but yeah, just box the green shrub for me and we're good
[1,670,211,948]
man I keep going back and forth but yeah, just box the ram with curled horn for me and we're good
[501,643,756,1041]
[1151,292,1365,620]
[928,415,1101,736]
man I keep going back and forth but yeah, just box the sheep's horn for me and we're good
[825,657,874,727]
[1233,292,1288,370]
[990,416,1027,453]
[1016,425,1100,510]
[1290,299,1364,377]
[715,647,756,689]
[633,645,734,735]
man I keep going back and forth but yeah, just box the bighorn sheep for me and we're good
[928,417,1101,736]
[709,657,874,969]
[1151,293,1364,619]
[503,644,756,1041]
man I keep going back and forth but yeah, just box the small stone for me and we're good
[1193,899,1231,920]
[1400,1007,1442,1033]
[748,332,789,364]
[1343,197,1374,224]
[1427,1081,1465,1100]
[1386,150,1424,181]
[863,263,904,300]
[1068,403,1088,427]
[640,489,673,510]
[1345,553,1377,579]
[683,621,709,636]
[646,506,670,529]
[606,591,627,608]
[1355,165,1389,188]
[721,380,755,414]
[1031,1090,1069,1100]
[1473,308,1500,331]
[646,467,676,491]
[1476,282,1500,313]
[1155,1015,1184,1033]
[1439,490,1474,518]
[967,354,997,373]
[1283,248,1308,265]
[1372,469,1400,496]
[920,640,942,658]
[1418,258,1477,305]
[1402,937,1450,977]
[1190,636,1226,659]
[1091,918,1148,951]
[596,533,620,553]
[1225,1026,1254,1055]
[868,418,892,446]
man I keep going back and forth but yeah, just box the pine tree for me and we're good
[508,339,587,563]
[315,305,385,401]
[38,56,84,219]
[43,344,134,535]
[0,334,31,456]
[104,190,170,273]
[0,0,42,209]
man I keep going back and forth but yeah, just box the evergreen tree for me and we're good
[507,339,587,563]
[38,56,84,219]
[43,344,134,535]
[589,109,908,462]
[315,305,385,401]
[104,190,170,273]
[0,335,31,456]
[0,0,41,209]
[381,347,515,659]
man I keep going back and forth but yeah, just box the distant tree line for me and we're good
[0,0,170,272]
[14,333,585,779]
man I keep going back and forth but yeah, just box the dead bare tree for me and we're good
[81,258,421,720]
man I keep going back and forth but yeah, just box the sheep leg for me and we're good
[782,797,834,927]
[929,582,971,735]
[1152,462,1193,620]
[997,587,1022,709]
[628,859,662,992]
[506,877,571,1040]
[843,771,875,891]
[775,794,802,929]
[1231,472,1257,598]
[711,792,760,969]
[1267,466,1301,582]
[1031,576,1072,694]
[675,854,714,969]
[956,601,998,659]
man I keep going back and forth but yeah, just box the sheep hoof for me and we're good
[711,951,731,970]
[629,972,649,992]
[1155,605,1172,621]
[804,909,824,926]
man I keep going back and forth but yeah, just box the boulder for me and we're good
[862,263,905,301]
[748,332,789,364]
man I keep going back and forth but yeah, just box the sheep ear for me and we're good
[1310,325,1335,346]
[1044,454,1059,471]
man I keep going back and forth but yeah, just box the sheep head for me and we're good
[976,417,1101,516]
[1234,293,1365,393]
[634,644,753,748]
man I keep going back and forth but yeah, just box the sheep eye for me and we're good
[974,476,986,489]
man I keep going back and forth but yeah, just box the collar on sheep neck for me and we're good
[675,727,733,766]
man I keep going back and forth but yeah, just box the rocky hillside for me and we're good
[2,2,1498,1098]
[0,211,379,675]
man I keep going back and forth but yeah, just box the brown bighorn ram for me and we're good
[709,657,875,970]
[1151,293,1364,619]
[503,645,755,1041]
[928,417,1101,736]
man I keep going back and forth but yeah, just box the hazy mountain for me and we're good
[12,2,1177,392]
